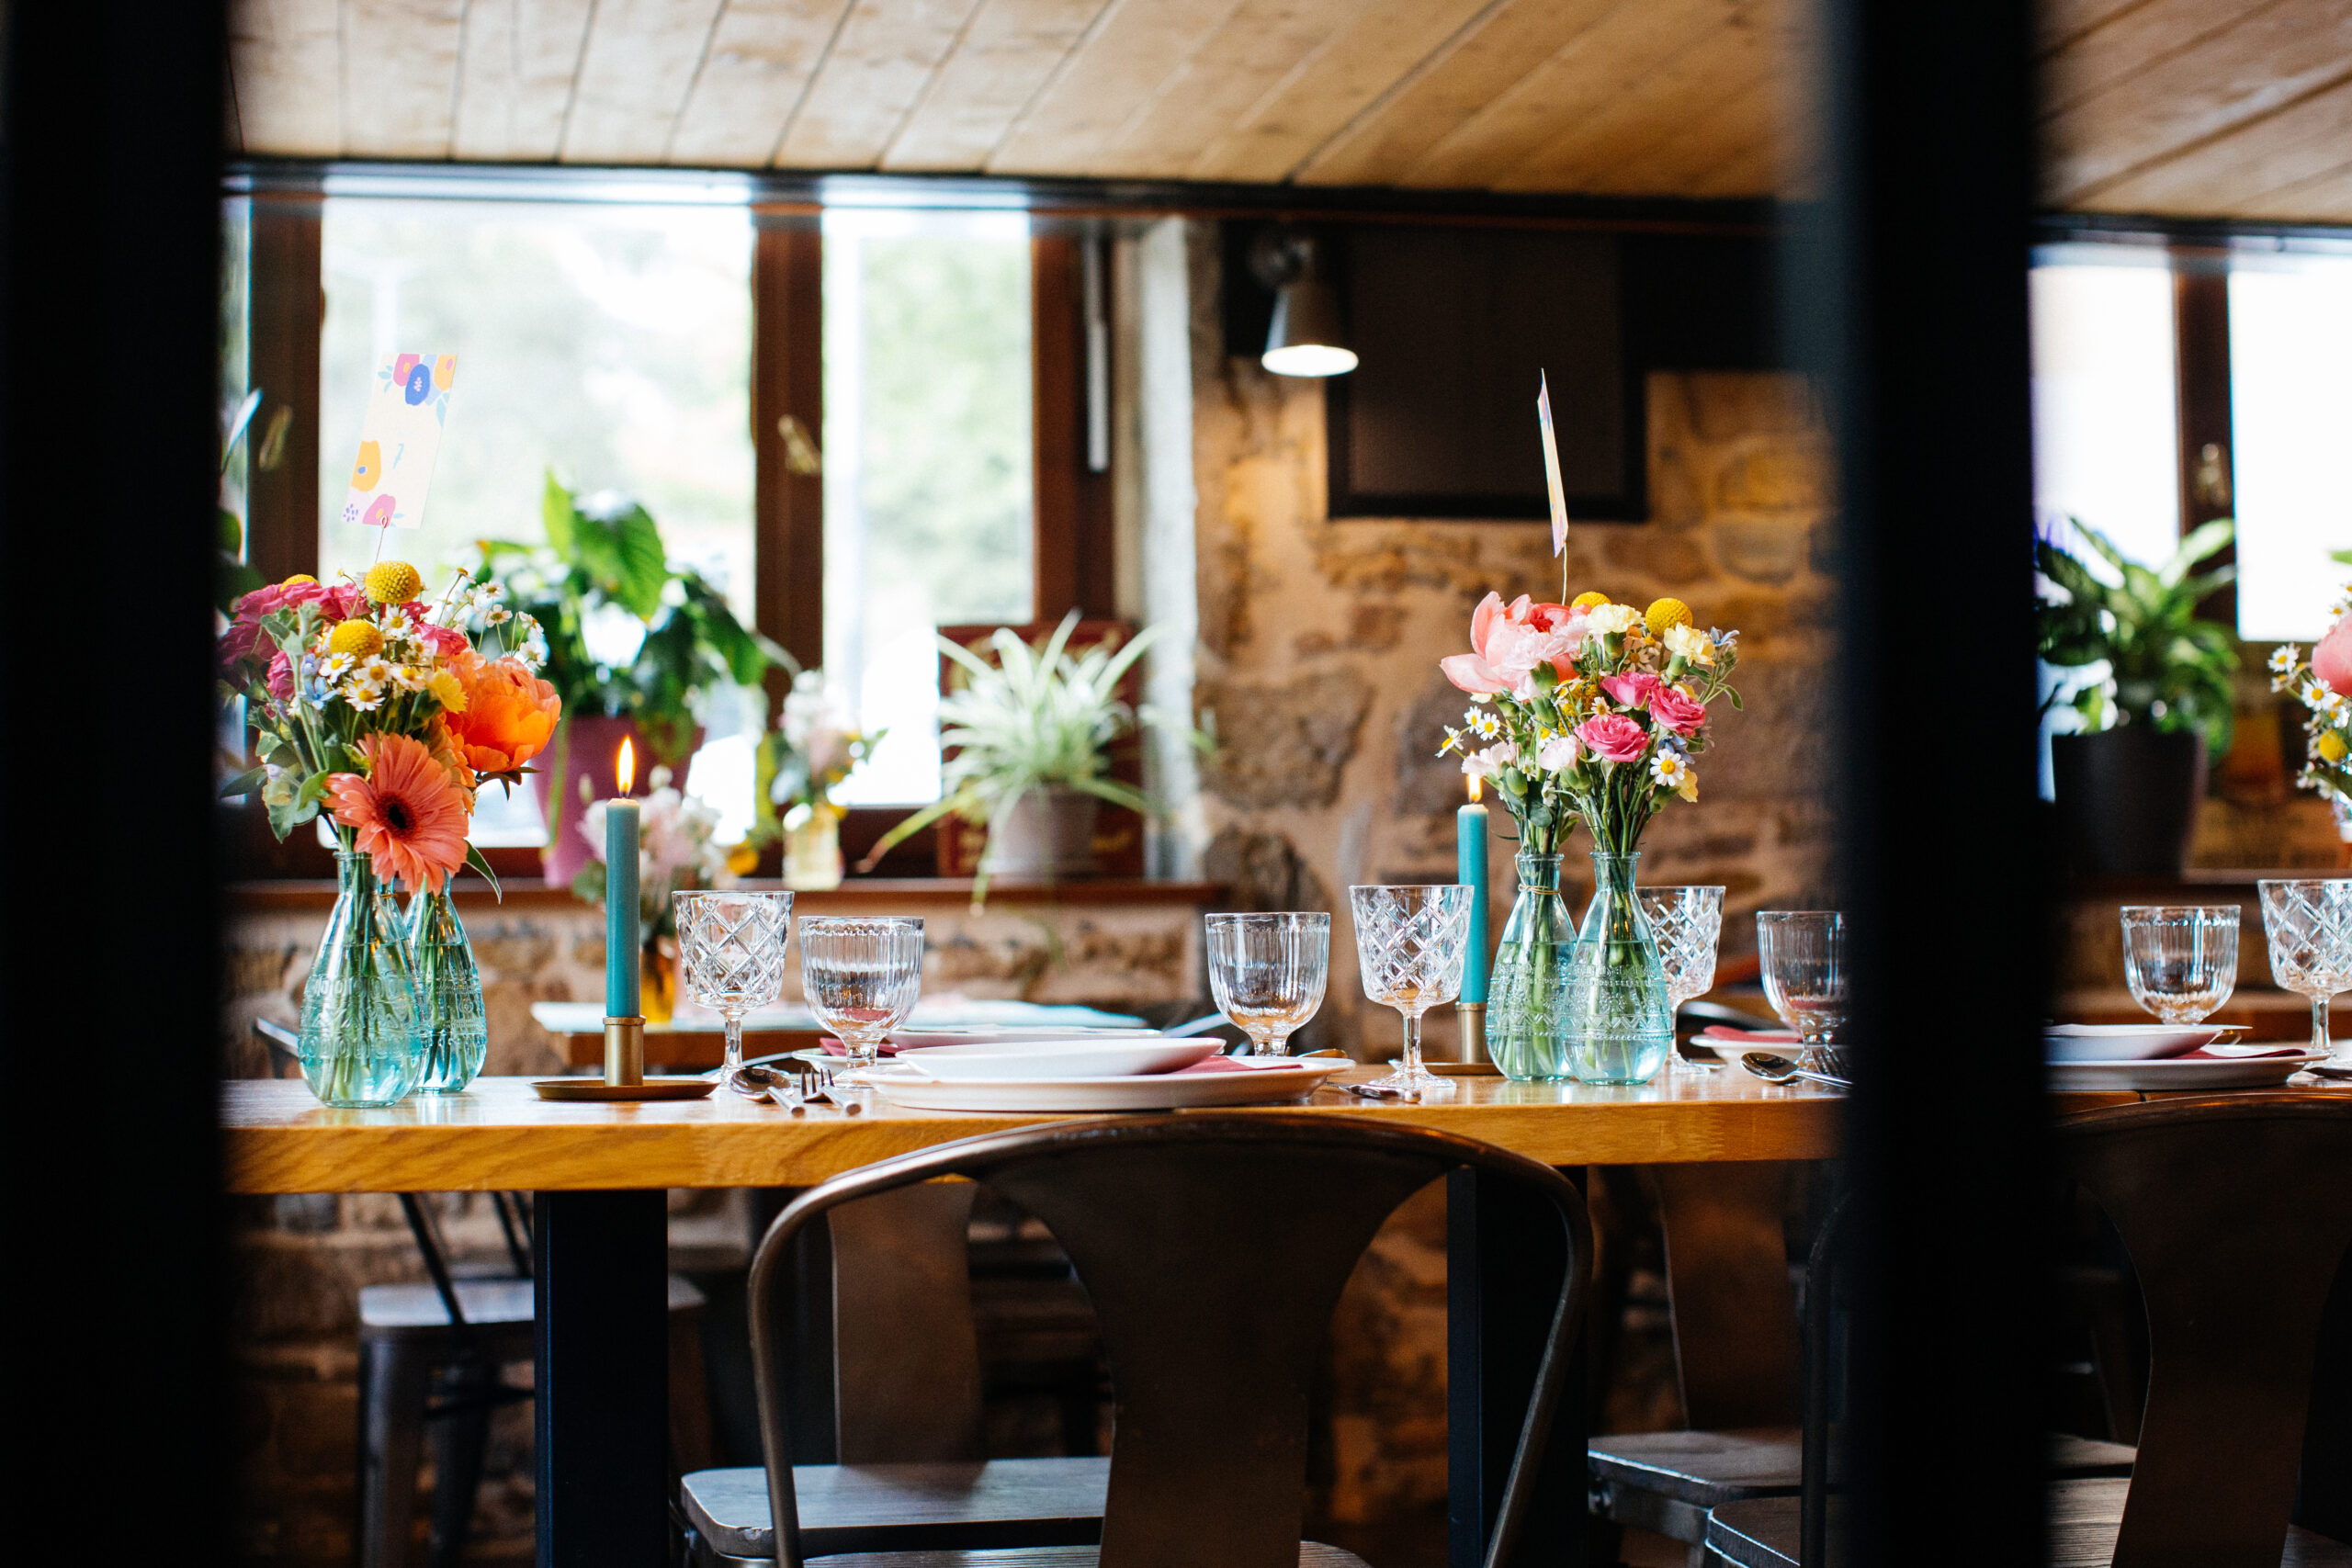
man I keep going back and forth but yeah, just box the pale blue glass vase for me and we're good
[1488,853,1577,1081]
[405,887,488,1093]
[298,851,424,1108]
[1562,851,1676,1085]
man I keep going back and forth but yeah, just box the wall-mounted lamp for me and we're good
[1250,228,1356,378]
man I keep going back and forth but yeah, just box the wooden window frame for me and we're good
[2170,253,2237,626]
[232,191,1116,882]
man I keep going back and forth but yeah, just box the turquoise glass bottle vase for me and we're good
[1488,853,1577,1081]
[1561,851,1675,1084]
[405,886,488,1093]
[297,851,424,1108]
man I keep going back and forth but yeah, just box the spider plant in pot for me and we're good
[865,614,1204,897]
[2037,516,2238,876]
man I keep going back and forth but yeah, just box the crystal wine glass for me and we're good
[1639,886,1725,1076]
[2256,878,2352,1068]
[2120,905,2239,1024]
[1204,912,1330,1055]
[799,916,925,1070]
[1348,885,1475,1096]
[673,889,794,1099]
[1757,910,1846,1074]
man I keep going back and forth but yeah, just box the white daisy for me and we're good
[344,678,386,712]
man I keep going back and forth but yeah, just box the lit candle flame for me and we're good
[616,737,636,797]
[1466,773,1483,805]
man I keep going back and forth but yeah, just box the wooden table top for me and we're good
[223,1067,1881,1193]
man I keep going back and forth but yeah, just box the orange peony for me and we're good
[444,649,560,778]
[326,733,471,895]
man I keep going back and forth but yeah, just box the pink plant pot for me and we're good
[534,715,649,890]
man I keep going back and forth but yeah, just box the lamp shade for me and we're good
[1262,276,1356,378]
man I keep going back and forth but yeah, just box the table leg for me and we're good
[536,1190,669,1568]
[1448,1166,1587,1568]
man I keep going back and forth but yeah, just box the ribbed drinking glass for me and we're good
[1204,912,1329,1055]
[674,889,794,1098]
[2120,905,2239,1024]
[800,916,925,1069]
[1639,886,1725,1076]
[2256,878,2352,1067]
[1758,910,1846,1074]
[1349,885,1474,1096]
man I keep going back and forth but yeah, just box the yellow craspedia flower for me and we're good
[281,573,317,587]
[1569,591,1611,614]
[364,559,424,605]
[2322,728,2349,764]
[327,619,385,659]
[427,668,468,714]
[1645,597,1694,637]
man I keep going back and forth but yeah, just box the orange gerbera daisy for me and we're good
[326,733,470,895]
[444,649,561,779]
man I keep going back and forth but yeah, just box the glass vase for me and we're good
[1562,851,1676,1085]
[404,886,488,1094]
[298,851,424,1108]
[784,808,845,891]
[1489,853,1578,1081]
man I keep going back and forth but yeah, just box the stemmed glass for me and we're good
[1639,886,1725,1075]
[673,890,794,1100]
[1348,886,1475,1096]
[2120,906,2239,1024]
[799,917,926,1070]
[1204,912,1330,1055]
[2256,879,2352,1068]
[1758,910,1846,1074]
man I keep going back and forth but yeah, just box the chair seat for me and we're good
[806,1548,1369,1568]
[359,1273,705,1340]
[1592,1427,2136,1510]
[681,1459,1111,1561]
[1705,1481,2352,1567]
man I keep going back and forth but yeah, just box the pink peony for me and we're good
[1575,713,1651,764]
[1600,671,1660,711]
[2315,619,2352,698]
[1648,684,1708,737]
[1442,592,1583,696]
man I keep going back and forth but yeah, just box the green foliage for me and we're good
[2036,516,2239,758]
[478,475,789,766]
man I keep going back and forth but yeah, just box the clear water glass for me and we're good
[2256,878,2352,1067]
[1349,885,1475,1095]
[2120,905,2239,1024]
[674,889,794,1098]
[1758,910,1846,1073]
[800,916,925,1069]
[1205,912,1329,1055]
[1639,886,1725,1076]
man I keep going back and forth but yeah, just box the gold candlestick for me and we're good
[1455,1002,1488,1066]
[604,1016,647,1087]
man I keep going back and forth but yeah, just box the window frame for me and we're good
[231,186,1116,882]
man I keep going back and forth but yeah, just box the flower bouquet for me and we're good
[576,776,734,1021]
[219,562,560,1105]
[753,671,880,890]
[1441,591,1741,1082]
[2269,579,2352,848]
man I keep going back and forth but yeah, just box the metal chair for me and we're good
[681,1112,1590,1568]
[1704,1092,2352,1567]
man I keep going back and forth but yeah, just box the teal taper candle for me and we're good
[605,754,640,1017]
[1457,783,1490,1004]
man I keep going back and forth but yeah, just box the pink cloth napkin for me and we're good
[1696,1025,1800,1043]
[1173,1055,1255,1074]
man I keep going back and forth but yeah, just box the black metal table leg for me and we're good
[1449,1166,1587,1568]
[536,1190,669,1568]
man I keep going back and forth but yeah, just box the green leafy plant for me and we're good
[865,613,1209,888]
[476,474,787,766]
[2036,516,2239,758]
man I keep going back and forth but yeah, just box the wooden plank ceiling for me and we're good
[230,0,2349,220]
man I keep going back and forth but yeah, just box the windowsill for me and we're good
[228,876,1227,914]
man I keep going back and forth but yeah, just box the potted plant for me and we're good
[865,614,1204,896]
[477,474,786,885]
[2037,518,2238,876]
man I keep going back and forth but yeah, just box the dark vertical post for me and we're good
[247,180,325,584]
[536,1190,670,1568]
[1792,3,2048,1565]
[1448,1167,1584,1568]
[752,212,825,682]
[1033,231,1117,621]
[2172,261,2237,625]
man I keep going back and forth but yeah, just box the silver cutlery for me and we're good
[1741,1052,1850,1090]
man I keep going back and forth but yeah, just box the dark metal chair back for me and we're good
[746,1113,1589,1568]
[2064,1093,2352,1568]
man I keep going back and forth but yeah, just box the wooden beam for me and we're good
[560,0,726,164]
[773,0,988,170]
[2039,0,2277,118]
[342,0,467,159]
[1032,233,1117,619]
[883,0,1106,172]
[753,217,826,676]
[2085,76,2352,217]
[451,0,599,161]
[247,187,323,585]
[669,0,852,167]
[229,0,343,154]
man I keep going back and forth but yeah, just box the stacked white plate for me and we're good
[2042,1023,2323,1089]
[862,1036,1352,1111]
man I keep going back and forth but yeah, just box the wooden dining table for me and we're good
[219,1067,2135,1568]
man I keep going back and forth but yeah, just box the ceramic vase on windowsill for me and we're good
[405,886,488,1093]
[299,850,425,1108]
[783,803,845,891]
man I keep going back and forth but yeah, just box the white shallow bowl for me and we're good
[868,1058,1351,1111]
[2043,1024,2225,1063]
[885,1026,1167,1050]
[2046,1052,2322,1091]
[894,1038,1224,1081]
[1693,1034,1802,1064]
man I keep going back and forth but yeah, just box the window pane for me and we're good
[2230,255,2352,642]
[318,197,755,843]
[2030,258,2181,566]
[822,209,1034,806]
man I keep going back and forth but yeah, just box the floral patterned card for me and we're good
[340,352,455,531]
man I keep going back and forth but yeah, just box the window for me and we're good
[2030,255,2180,566]
[2228,254,2352,641]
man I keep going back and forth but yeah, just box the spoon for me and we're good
[1741,1052,1851,1090]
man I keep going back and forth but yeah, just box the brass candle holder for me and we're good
[1430,1002,1499,1077]
[530,1014,716,1102]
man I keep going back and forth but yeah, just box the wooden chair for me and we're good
[681,1112,1590,1568]
[1704,1093,2352,1567]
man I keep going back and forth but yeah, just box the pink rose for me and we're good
[2315,620,2352,698]
[266,649,295,705]
[1648,684,1708,737]
[1575,713,1650,764]
[1600,671,1660,711]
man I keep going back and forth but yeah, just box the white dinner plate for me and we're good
[885,1026,1168,1049]
[895,1038,1225,1080]
[2045,1052,2324,1091]
[1693,1034,1803,1064]
[866,1058,1353,1112]
[2043,1024,2228,1063]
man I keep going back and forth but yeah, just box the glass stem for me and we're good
[1401,1011,1423,1077]
[2315,994,2334,1059]
[724,1013,744,1079]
